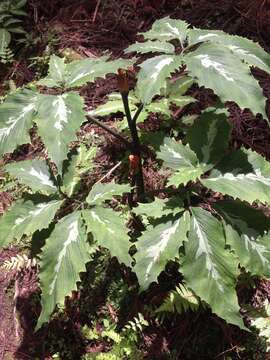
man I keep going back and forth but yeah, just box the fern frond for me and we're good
[124,313,149,333]
[0,46,13,64]
[156,283,205,319]
[1,254,37,271]
[102,329,122,344]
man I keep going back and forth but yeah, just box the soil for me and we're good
[1,0,270,359]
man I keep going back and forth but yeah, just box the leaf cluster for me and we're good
[1,17,270,336]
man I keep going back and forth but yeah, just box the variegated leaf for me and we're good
[136,55,183,104]
[66,58,134,88]
[5,159,57,195]
[83,207,131,267]
[158,137,198,170]
[141,17,189,46]
[182,207,245,329]
[0,90,37,155]
[62,144,97,197]
[48,55,66,84]
[37,55,68,87]
[167,167,204,187]
[125,40,175,55]
[214,200,270,277]
[134,211,190,290]
[86,182,131,206]
[88,100,136,117]
[0,199,63,249]
[188,29,270,74]
[157,137,203,186]
[133,197,184,219]
[37,211,92,329]
[201,148,270,205]
[184,42,267,119]
[186,108,231,167]
[36,92,86,172]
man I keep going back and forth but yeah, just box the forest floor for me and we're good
[1,0,270,359]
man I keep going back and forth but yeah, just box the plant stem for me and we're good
[132,104,144,124]
[121,93,145,198]
[87,114,131,148]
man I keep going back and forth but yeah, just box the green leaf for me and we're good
[186,108,231,167]
[83,207,131,267]
[5,159,57,195]
[0,28,10,52]
[62,144,97,197]
[3,18,23,27]
[157,137,203,186]
[108,91,138,103]
[136,55,183,104]
[89,100,136,117]
[188,29,270,74]
[158,137,198,170]
[214,200,270,277]
[7,26,25,34]
[66,58,134,88]
[225,224,270,278]
[165,76,194,97]
[146,98,171,117]
[0,199,63,249]
[181,207,245,329]
[125,40,175,55]
[86,182,131,206]
[184,42,267,118]
[133,197,184,219]
[201,148,270,205]
[37,211,91,329]
[168,95,196,107]
[141,17,189,46]
[36,93,86,172]
[214,199,270,237]
[134,211,190,290]
[0,90,37,155]
[167,167,204,187]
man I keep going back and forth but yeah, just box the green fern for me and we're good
[124,313,149,333]
[1,253,37,271]
[82,314,147,360]
[0,0,27,64]
[156,283,205,320]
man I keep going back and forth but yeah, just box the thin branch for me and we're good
[97,161,122,183]
[87,114,131,148]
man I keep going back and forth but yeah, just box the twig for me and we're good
[97,161,122,183]
[87,114,131,148]
[92,0,101,23]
